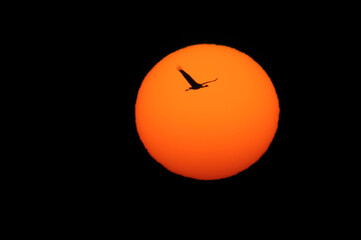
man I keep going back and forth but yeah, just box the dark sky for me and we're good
[17,5,355,231]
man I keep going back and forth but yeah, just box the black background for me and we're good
[31,9,354,218]
[8,4,357,235]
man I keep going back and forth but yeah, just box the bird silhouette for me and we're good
[177,66,218,91]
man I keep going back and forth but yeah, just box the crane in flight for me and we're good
[177,66,218,91]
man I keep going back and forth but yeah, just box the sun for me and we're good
[135,44,280,180]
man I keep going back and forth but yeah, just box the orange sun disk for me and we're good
[135,44,280,180]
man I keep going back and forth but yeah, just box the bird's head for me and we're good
[203,85,209,88]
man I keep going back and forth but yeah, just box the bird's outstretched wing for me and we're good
[202,78,218,85]
[177,66,202,88]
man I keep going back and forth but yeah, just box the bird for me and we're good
[177,66,218,91]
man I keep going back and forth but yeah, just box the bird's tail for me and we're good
[176,65,183,71]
